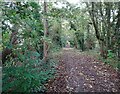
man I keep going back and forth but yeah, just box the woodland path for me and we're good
[47,48,120,93]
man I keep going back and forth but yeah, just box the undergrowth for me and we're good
[2,50,57,93]
[83,50,119,70]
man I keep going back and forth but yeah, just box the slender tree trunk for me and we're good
[116,2,120,60]
[43,1,48,62]
[86,2,106,58]
[106,3,111,51]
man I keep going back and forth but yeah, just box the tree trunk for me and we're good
[43,1,48,62]
[116,2,120,60]
[86,2,106,58]
[106,2,111,51]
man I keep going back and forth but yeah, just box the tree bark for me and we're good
[105,2,111,50]
[43,1,48,62]
[115,2,120,60]
[86,2,106,58]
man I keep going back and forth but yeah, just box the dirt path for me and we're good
[47,48,120,93]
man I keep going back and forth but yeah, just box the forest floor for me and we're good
[46,48,120,93]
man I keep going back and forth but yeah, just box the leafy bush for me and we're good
[3,51,56,93]
[107,50,116,59]
[2,2,56,93]
[103,50,118,69]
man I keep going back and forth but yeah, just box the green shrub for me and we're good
[104,50,119,69]
[117,61,120,70]
[107,50,116,59]
[2,51,56,93]
[2,2,56,93]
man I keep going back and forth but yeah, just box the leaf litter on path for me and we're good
[46,48,120,93]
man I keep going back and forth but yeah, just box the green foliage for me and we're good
[74,32,85,51]
[2,2,56,93]
[50,44,61,53]
[117,61,120,70]
[102,50,118,69]
[107,50,115,59]
[50,19,62,48]
[3,51,56,92]
[104,50,115,64]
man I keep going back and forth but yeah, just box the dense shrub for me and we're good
[3,51,56,92]
[2,2,56,93]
